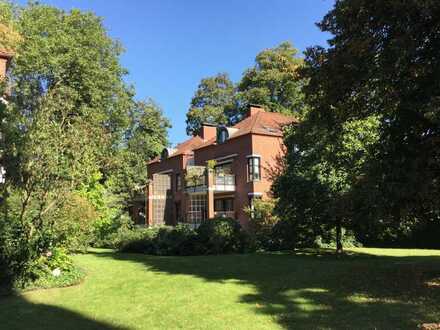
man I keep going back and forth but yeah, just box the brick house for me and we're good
[146,105,296,228]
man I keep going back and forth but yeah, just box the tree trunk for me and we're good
[336,219,343,254]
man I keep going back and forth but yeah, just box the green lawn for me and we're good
[1,248,440,330]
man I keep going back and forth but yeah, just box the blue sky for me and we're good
[17,0,334,144]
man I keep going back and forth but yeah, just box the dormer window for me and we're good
[161,148,169,160]
[217,126,229,144]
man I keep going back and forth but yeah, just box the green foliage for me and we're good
[297,0,440,246]
[185,42,307,136]
[116,219,254,255]
[315,228,362,249]
[33,247,74,275]
[117,225,201,256]
[0,1,169,288]
[92,213,134,248]
[52,193,98,253]
[25,247,84,291]
[244,198,280,249]
[117,227,158,254]
[186,73,235,136]
[268,219,315,251]
[196,218,253,254]
[274,106,380,251]
[237,42,307,117]
[111,100,170,203]
[25,265,84,291]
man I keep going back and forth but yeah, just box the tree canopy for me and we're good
[0,1,169,288]
[186,73,235,136]
[237,42,306,116]
[274,0,440,250]
[185,42,306,136]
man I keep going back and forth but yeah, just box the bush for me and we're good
[116,219,254,255]
[197,217,252,254]
[314,227,363,249]
[25,247,84,291]
[154,225,200,256]
[244,199,280,249]
[268,219,317,251]
[117,227,158,254]
[53,193,98,253]
[92,213,134,248]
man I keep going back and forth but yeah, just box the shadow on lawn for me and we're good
[0,294,127,330]
[93,249,440,330]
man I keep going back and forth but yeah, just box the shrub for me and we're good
[24,247,84,291]
[268,219,316,251]
[154,224,199,256]
[116,219,254,255]
[117,227,158,254]
[197,217,251,254]
[315,228,363,249]
[53,193,98,253]
[92,213,134,248]
[32,247,74,278]
[244,198,280,249]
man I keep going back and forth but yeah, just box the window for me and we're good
[175,173,181,191]
[247,156,261,181]
[217,126,228,144]
[161,148,169,160]
[187,194,207,224]
[214,163,234,186]
[214,198,234,212]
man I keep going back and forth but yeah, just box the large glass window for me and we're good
[247,157,261,181]
[187,194,207,224]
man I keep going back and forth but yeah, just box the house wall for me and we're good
[147,154,190,226]
[194,134,254,227]
[146,129,287,229]
[250,134,285,199]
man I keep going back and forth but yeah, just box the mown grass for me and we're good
[1,248,440,329]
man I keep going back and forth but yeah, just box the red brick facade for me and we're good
[146,105,296,228]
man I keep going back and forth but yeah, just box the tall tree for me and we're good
[112,99,170,202]
[237,41,306,116]
[276,0,440,249]
[186,73,235,136]
[0,1,138,286]
[306,0,440,240]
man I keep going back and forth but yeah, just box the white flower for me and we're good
[45,251,52,257]
[52,268,61,277]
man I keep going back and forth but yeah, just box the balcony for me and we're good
[214,174,235,192]
[185,166,207,193]
[185,180,207,193]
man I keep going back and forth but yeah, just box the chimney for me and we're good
[0,51,12,81]
[200,123,217,140]
[248,104,265,117]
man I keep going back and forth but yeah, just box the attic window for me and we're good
[217,126,229,144]
[161,148,169,160]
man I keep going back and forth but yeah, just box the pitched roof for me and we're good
[148,135,205,164]
[194,111,297,150]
